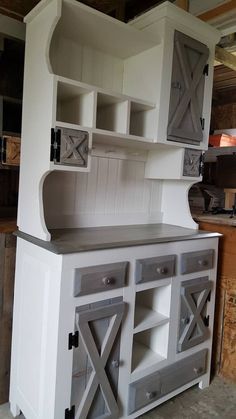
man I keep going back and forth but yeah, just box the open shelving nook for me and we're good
[131,283,171,374]
[49,0,159,105]
[55,77,157,144]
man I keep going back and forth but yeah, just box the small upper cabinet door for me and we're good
[183,149,203,177]
[167,31,209,145]
[50,126,89,168]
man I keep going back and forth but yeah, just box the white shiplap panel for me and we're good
[83,156,99,213]
[105,158,120,214]
[95,157,109,213]
[74,170,88,213]
[82,46,124,91]
[44,156,163,228]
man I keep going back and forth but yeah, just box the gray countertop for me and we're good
[16,223,221,255]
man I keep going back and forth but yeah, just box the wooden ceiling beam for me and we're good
[215,46,236,72]
[198,0,236,22]
[175,0,189,12]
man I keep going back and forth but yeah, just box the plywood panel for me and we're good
[198,221,236,381]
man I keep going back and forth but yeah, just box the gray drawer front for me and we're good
[160,349,207,396]
[129,349,207,414]
[181,250,214,274]
[73,262,128,297]
[128,371,161,414]
[136,255,176,284]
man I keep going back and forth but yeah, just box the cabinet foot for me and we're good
[198,375,210,390]
[10,402,21,417]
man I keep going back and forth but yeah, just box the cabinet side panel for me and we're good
[10,240,62,419]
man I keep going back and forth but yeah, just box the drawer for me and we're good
[128,349,207,414]
[181,250,214,274]
[128,371,161,414]
[136,255,176,284]
[160,349,208,396]
[73,262,128,297]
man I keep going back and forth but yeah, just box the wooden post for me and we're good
[175,0,189,11]
[224,188,236,209]
[0,232,16,404]
[115,0,126,21]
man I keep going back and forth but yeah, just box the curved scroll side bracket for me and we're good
[161,179,198,229]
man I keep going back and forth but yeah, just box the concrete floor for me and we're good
[0,377,235,419]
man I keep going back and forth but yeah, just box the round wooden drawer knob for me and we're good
[102,276,115,286]
[198,259,208,267]
[182,316,190,325]
[146,391,156,400]
[156,267,168,275]
[112,360,119,368]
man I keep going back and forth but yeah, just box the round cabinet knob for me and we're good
[146,391,156,400]
[112,360,119,368]
[198,259,208,267]
[193,367,203,375]
[102,276,115,286]
[156,266,168,275]
[182,316,190,325]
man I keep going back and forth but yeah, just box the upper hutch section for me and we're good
[18,0,220,241]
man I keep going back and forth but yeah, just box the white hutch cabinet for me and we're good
[10,1,220,419]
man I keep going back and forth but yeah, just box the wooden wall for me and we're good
[0,170,19,218]
[211,103,236,130]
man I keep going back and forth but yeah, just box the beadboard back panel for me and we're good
[50,36,124,93]
[43,156,163,229]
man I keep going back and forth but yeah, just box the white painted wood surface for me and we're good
[11,2,221,417]
[43,156,163,229]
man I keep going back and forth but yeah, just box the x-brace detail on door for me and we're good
[178,278,212,352]
[75,302,125,419]
[61,129,89,166]
[168,31,209,143]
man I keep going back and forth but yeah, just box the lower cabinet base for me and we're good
[10,237,218,419]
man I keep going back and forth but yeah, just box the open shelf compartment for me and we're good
[56,81,95,127]
[134,284,171,334]
[129,101,157,139]
[96,92,128,134]
[132,323,169,374]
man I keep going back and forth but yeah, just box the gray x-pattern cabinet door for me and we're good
[71,298,125,419]
[52,127,89,167]
[178,276,212,352]
[168,31,209,145]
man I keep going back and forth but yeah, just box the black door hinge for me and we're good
[65,405,75,419]
[68,331,79,350]
[204,315,210,327]
[0,137,6,164]
[199,152,204,176]
[207,291,211,302]
[50,128,61,163]
[200,117,205,130]
[203,64,209,76]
